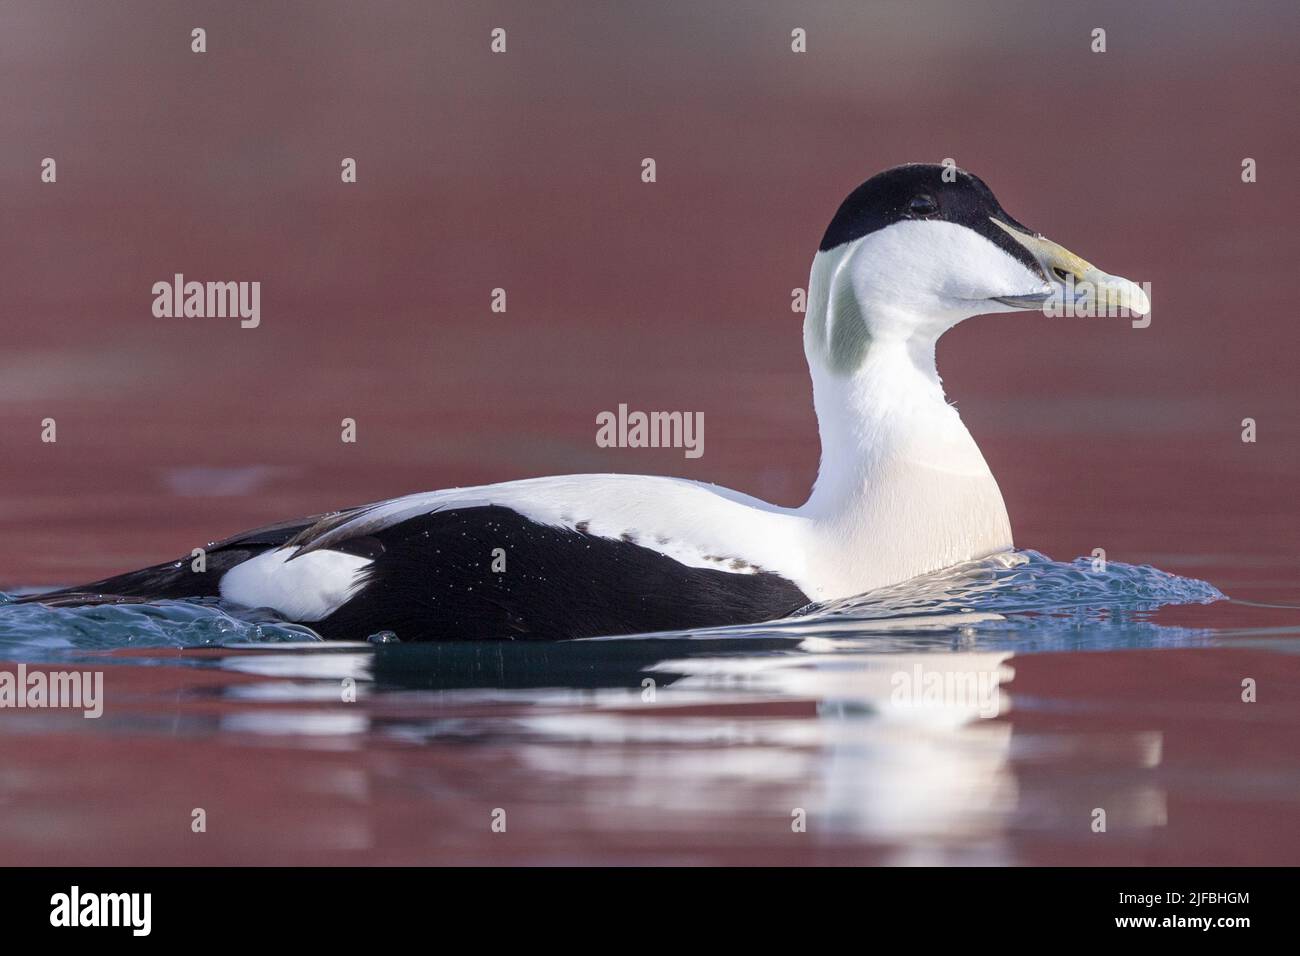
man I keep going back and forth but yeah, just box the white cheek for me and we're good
[936,233,1045,300]
[856,221,1044,305]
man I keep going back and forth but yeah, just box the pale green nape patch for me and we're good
[806,245,871,375]
[827,280,870,374]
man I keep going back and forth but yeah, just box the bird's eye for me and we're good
[907,195,939,218]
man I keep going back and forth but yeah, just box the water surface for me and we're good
[2,551,1295,866]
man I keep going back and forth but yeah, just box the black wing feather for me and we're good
[13,513,333,606]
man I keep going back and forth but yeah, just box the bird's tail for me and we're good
[12,556,231,607]
[12,514,320,608]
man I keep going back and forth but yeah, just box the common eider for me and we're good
[24,164,1149,641]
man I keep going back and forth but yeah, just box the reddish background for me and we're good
[1,0,1296,600]
[0,0,1297,870]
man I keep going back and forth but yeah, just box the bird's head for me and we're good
[805,163,1149,374]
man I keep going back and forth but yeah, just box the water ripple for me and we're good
[801,549,1223,620]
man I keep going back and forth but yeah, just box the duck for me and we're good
[24,163,1149,641]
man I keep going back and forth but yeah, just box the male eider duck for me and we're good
[26,164,1148,641]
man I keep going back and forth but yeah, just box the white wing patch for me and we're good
[220,547,371,621]
[288,475,808,582]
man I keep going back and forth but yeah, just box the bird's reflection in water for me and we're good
[199,626,1174,862]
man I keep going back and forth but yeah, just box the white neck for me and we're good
[794,323,1013,600]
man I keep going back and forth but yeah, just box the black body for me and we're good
[22,506,811,642]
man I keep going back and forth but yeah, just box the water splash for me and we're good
[800,549,1223,620]
[0,550,1223,659]
[0,594,319,658]
[760,550,1228,654]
